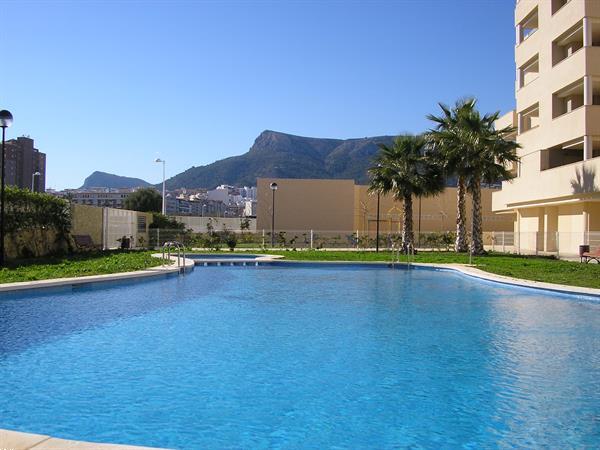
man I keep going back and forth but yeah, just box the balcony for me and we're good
[552,0,569,15]
[552,21,584,66]
[518,54,539,89]
[518,102,539,134]
[492,156,600,212]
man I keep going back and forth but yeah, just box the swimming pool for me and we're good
[0,265,598,448]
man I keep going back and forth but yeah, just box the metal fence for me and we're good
[143,228,600,258]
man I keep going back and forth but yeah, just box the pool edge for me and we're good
[0,254,195,294]
[0,428,171,449]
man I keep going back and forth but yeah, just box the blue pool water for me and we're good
[0,265,599,449]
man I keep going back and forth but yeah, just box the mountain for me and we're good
[164,130,395,189]
[80,171,152,189]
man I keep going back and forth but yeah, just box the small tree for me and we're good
[369,135,445,253]
[149,213,184,230]
[123,188,162,213]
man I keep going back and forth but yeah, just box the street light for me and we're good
[155,158,166,215]
[0,109,14,267]
[31,171,41,192]
[270,182,278,247]
[375,163,381,253]
[202,203,207,217]
[376,190,381,252]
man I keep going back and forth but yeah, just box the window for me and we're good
[137,216,147,233]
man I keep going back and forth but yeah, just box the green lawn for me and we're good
[245,250,600,289]
[0,251,166,284]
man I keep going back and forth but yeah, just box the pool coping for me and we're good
[0,254,195,293]
[0,254,290,293]
[0,428,170,449]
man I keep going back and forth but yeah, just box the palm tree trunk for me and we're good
[471,174,484,255]
[455,176,468,252]
[401,193,414,253]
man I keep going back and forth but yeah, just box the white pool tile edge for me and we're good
[414,263,600,298]
[0,254,195,293]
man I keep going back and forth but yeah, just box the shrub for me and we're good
[4,186,71,235]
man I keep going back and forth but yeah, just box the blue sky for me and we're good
[1,0,516,189]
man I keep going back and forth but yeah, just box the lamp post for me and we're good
[0,110,14,268]
[376,191,381,252]
[31,171,40,192]
[154,158,166,215]
[202,204,206,217]
[270,182,278,247]
[375,163,382,252]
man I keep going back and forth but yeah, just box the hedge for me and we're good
[2,186,71,235]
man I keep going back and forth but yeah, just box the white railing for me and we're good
[143,228,600,259]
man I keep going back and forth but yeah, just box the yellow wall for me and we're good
[257,177,515,233]
[256,178,355,231]
[71,204,103,246]
[353,185,514,235]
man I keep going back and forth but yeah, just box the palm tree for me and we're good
[426,99,476,253]
[369,135,445,253]
[467,119,520,254]
[427,99,519,255]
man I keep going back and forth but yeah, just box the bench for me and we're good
[581,247,600,263]
[73,234,97,251]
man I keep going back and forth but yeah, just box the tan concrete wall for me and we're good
[256,177,514,234]
[353,185,514,235]
[256,178,355,231]
[587,201,600,231]
[71,204,103,246]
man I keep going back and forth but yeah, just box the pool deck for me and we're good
[0,428,169,450]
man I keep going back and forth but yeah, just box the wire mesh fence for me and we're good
[139,228,600,258]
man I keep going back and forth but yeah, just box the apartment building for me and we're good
[57,188,135,209]
[492,0,600,254]
[3,137,46,192]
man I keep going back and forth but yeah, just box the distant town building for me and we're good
[206,186,230,203]
[165,195,226,217]
[52,188,136,208]
[3,137,46,192]
[165,185,257,218]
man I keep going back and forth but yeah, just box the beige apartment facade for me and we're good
[257,178,514,238]
[492,0,600,255]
